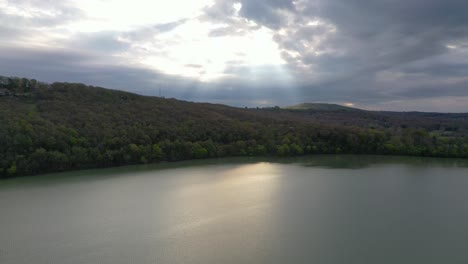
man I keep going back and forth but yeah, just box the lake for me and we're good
[1,155,468,264]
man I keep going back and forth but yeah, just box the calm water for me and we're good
[1,155,468,264]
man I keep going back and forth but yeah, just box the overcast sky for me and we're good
[1,0,467,112]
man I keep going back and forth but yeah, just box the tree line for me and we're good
[1,78,467,177]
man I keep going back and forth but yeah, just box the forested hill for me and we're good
[285,103,360,112]
[1,76,468,177]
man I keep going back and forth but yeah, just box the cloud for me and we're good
[123,19,189,42]
[63,31,130,53]
[1,0,468,111]
[0,0,83,28]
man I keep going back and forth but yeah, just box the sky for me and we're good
[1,0,468,112]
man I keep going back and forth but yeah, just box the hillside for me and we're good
[1,76,468,177]
[285,103,361,112]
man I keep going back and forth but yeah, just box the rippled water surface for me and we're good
[1,155,468,264]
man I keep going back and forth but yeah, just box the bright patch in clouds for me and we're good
[139,21,284,80]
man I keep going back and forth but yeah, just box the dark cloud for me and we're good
[238,0,294,28]
[64,32,130,53]
[243,0,468,110]
[203,0,294,28]
[0,46,188,96]
[271,0,468,71]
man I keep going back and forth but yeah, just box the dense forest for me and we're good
[1,75,468,177]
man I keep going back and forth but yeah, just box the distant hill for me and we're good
[1,75,468,177]
[285,103,362,112]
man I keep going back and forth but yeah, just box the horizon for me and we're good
[1,1,467,112]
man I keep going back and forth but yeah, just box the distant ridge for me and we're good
[285,103,362,112]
